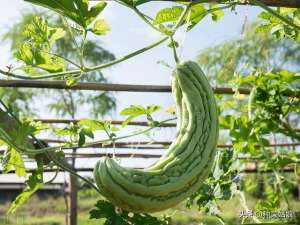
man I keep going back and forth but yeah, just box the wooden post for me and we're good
[69,173,78,225]
[298,179,300,200]
[69,148,78,225]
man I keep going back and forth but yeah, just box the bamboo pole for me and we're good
[89,0,300,8]
[0,167,295,174]
[0,79,251,94]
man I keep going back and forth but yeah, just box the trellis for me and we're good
[0,0,299,225]
[0,75,299,225]
[0,79,298,170]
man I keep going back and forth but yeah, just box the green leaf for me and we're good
[78,132,86,146]
[5,148,26,177]
[48,27,66,45]
[209,4,224,21]
[79,119,109,131]
[187,3,206,30]
[8,169,43,214]
[14,43,34,65]
[34,51,66,72]
[23,16,65,48]
[91,19,111,36]
[90,200,169,225]
[153,6,184,25]
[120,105,160,127]
[25,0,106,28]
[120,105,147,116]
[86,2,107,25]
[89,200,115,220]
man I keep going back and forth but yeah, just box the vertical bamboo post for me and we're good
[69,148,78,225]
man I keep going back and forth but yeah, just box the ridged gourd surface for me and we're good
[93,61,219,213]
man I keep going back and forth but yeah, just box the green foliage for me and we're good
[187,149,238,215]
[256,9,300,42]
[197,23,300,86]
[2,9,116,118]
[120,104,161,126]
[187,3,207,31]
[90,200,170,225]
[3,147,26,177]
[24,0,107,29]
[153,6,184,25]
[22,16,65,48]
[152,3,226,32]
[7,167,44,214]
[14,16,66,73]
[234,70,300,141]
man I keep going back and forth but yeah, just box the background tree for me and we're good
[197,22,300,86]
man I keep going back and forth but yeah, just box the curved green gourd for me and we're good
[93,61,219,213]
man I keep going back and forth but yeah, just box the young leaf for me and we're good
[153,6,184,25]
[91,19,111,36]
[23,17,65,49]
[209,3,224,21]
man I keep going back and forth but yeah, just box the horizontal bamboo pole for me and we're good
[64,153,161,158]
[89,0,300,8]
[0,79,250,94]
[42,139,300,148]
[0,167,294,175]
[35,118,177,127]
[35,119,300,133]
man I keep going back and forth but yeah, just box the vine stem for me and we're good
[0,117,176,154]
[79,29,88,70]
[215,214,226,225]
[0,36,168,80]
[0,100,102,193]
[250,0,300,31]
[62,117,176,150]
[133,7,162,33]
[86,36,168,71]
[172,3,192,33]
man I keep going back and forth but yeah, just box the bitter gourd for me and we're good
[93,61,219,213]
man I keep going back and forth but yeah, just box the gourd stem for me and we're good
[170,36,180,64]
[133,7,162,33]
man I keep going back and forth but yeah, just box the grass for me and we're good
[0,190,299,225]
